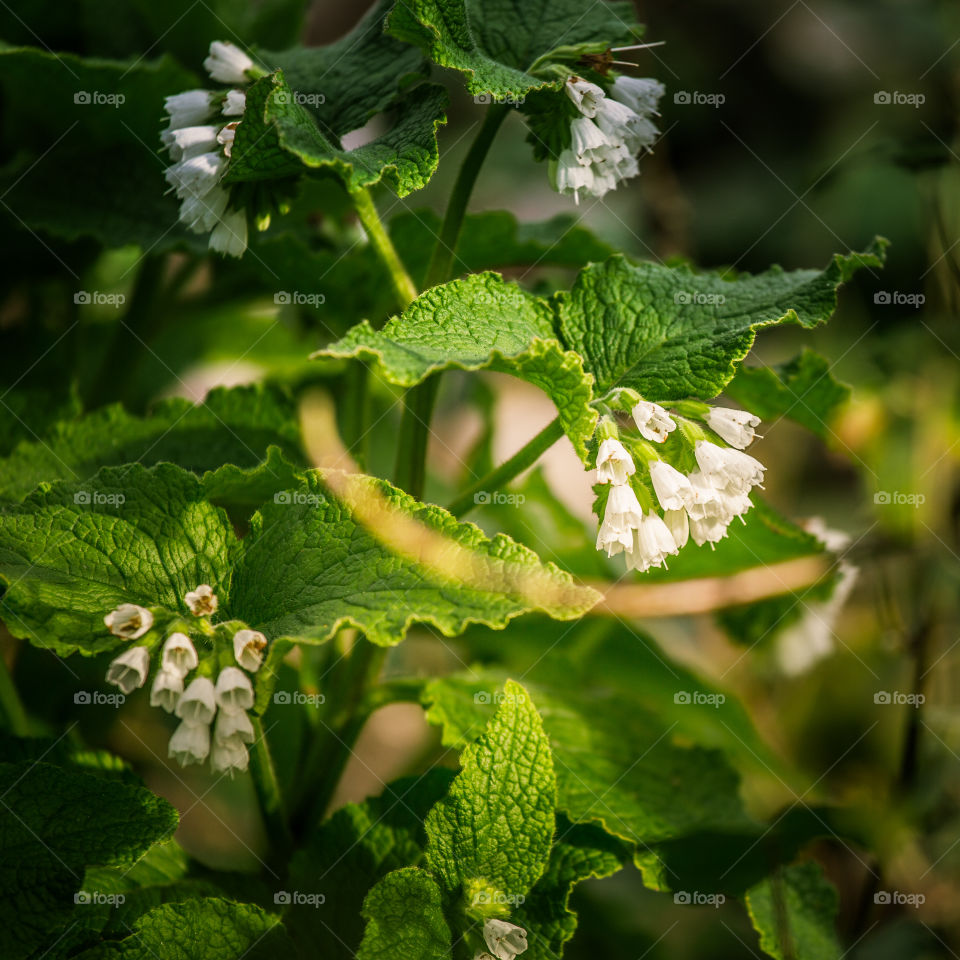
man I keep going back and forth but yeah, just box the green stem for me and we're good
[394,106,510,498]
[447,416,564,517]
[424,104,510,289]
[0,653,29,737]
[351,186,417,310]
[249,716,292,853]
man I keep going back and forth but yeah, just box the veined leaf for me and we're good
[386,0,640,98]
[316,273,597,461]
[228,470,598,646]
[554,241,887,402]
[425,679,556,901]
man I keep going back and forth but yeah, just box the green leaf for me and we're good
[0,384,306,502]
[226,70,448,197]
[75,898,293,959]
[390,209,616,286]
[724,349,851,440]
[554,241,887,401]
[425,679,556,903]
[316,273,597,461]
[357,868,451,960]
[746,862,842,960]
[228,470,598,647]
[423,672,753,855]
[0,464,237,656]
[263,0,428,139]
[0,760,177,960]
[514,817,629,960]
[386,0,640,98]
[286,770,454,959]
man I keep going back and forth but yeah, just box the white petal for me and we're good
[165,125,219,162]
[610,76,665,116]
[169,720,210,765]
[104,603,153,639]
[705,406,761,449]
[209,209,248,258]
[215,709,255,743]
[664,508,689,548]
[161,632,198,677]
[164,90,214,128]
[596,437,635,485]
[233,629,266,672]
[222,89,246,116]
[631,400,675,443]
[150,668,184,712]
[564,77,605,117]
[648,460,692,511]
[210,736,249,775]
[215,666,254,713]
[483,919,528,960]
[184,584,218,616]
[204,41,254,85]
[105,646,150,694]
[176,676,216,725]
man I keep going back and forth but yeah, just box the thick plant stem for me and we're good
[447,417,564,517]
[395,105,510,496]
[424,104,509,289]
[351,186,417,310]
[249,716,292,853]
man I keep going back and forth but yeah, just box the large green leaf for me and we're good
[386,0,640,97]
[75,899,293,959]
[0,384,305,502]
[226,70,447,197]
[725,349,851,440]
[356,868,451,960]
[554,241,887,401]
[0,760,177,960]
[425,679,556,902]
[0,464,237,656]
[423,672,753,856]
[263,0,428,139]
[746,863,842,960]
[316,273,597,461]
[286,770,454,960]
[228,470,598,646]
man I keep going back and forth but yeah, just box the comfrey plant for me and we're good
[0,2,890,959]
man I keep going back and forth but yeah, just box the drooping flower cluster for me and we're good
[552,75,664,203]
[161,41,256,257]
[475,919,528,960]
[102,584,268,775]
[595,399,766,572]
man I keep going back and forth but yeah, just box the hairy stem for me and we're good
[447,416,563,517]
[395,105,510,497]
[249,716,292,853]
[351,186,417,310]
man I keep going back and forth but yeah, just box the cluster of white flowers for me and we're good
[596,401,766,571]
[552,75,664,203]
[475,919,527,960]
[102,584,268,775]
[162,41,255,258]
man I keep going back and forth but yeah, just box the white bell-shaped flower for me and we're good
[176,676,216,725]
[648,460,692,511]
[178,184,230,233]
[165,125,220,162]
[215,708,255,744]
[203,41,254,85]
[105,646,150,694]
[164,90,214,129]
[216,122,238,158]
[184,584,218,617]
[664,508,689,549]
[104,603,153,639]
[610,76,665,117]
[222,89,246,116]
[233,629,266,672]
[150,668,184,713]
[168,720,210,766]
[569,117,610,163]
[564,77,605,117]
[215,667,254,713]
[596,438,636,485]
[632,400,676,443]
[689,513,729,547]
[209,208,248,258]
[705,406,761,449]
[164,153,225,201]
[483,919,528,960]
[627,512,679,572]
[553,148,595,204]
[211,736,249,775]
[694,441,765,495]
[161,632,198,678]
